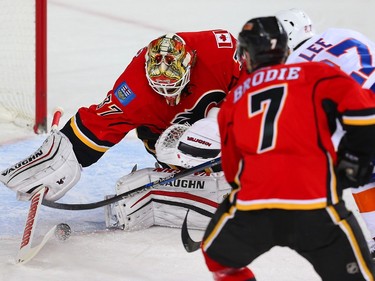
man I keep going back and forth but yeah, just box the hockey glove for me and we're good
[155,107,221,169]
[336,149,373,189]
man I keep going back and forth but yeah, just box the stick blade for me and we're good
[181,210,201,253]
[16,225,57,264]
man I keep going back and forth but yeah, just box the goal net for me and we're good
[0,0,47,133]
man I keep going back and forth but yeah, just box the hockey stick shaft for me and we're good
[42,157,222,210]
[16,190,59,264]
[51,107,64,131]
[16,187,48,263]
[16,109,64,264]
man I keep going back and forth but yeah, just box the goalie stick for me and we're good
[42,157,222,211]
[16,187,58,264]
[16,108,63,264]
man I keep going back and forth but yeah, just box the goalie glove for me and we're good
[0,131,81,201]
[155,123,190,168]
[156,107,221,169]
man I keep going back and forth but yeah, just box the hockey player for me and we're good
[0,30,239,230]
[276,8,375,257]
[201,16,375,281]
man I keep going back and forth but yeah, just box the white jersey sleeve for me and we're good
[287,28,375,91]
[288,28,375,241]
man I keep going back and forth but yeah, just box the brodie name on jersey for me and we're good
[233,66,301,103]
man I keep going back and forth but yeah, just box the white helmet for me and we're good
[276,8,314,50]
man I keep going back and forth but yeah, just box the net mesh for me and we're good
[0,0,35,128]
[157,124,190,150]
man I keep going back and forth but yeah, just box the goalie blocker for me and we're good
[105,166,231,231]
[0,131,81,201]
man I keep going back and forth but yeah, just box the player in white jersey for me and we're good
[287,29,375,91]
[277,8,375,258]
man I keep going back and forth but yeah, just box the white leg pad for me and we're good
[106,167,230,231]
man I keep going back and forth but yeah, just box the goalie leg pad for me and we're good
[0,131,81,201]
[107,167,231,231]
[108,199,155,231]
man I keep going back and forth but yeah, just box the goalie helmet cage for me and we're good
[0,0,47,134]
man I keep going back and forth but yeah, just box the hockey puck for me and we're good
[54,223,71,241]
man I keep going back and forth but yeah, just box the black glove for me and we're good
[336,150,373,189]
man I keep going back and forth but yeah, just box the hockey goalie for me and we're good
[0,29,240,232]
[105,108,231,231]
[0,108,231,232]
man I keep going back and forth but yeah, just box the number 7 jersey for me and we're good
[218,62,375,211]
[287,28,375,91]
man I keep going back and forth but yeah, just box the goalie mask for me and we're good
[145,33,194,106]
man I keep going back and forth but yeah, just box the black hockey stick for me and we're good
[42,157,222,210]
[181,210,203,253]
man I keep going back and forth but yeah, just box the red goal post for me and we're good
[35,0,47,133]
[0,0,47,134]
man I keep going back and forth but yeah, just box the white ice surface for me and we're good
[1,0,374,280]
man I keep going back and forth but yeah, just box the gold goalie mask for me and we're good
[145,33,194,106]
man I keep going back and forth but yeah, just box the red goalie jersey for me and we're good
[219,62,375,211]
[60,30,240,167]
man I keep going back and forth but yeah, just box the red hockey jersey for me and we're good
[61,30,240,167]
[218,62,375,211]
